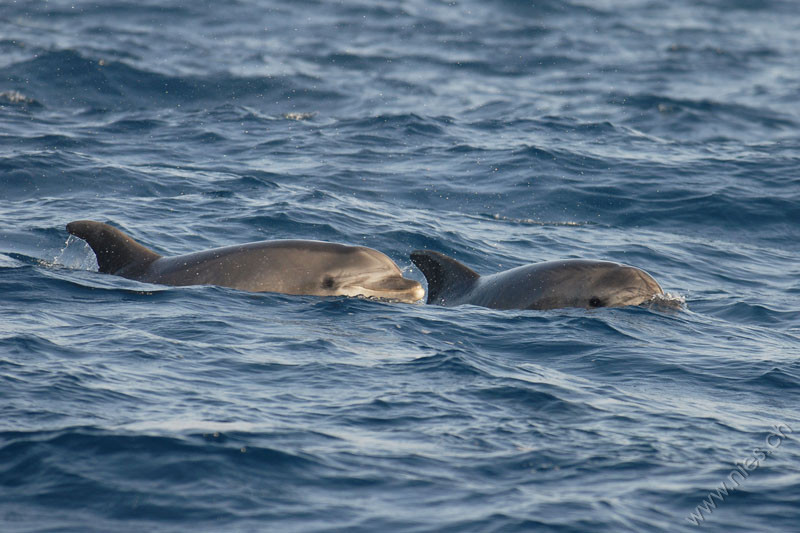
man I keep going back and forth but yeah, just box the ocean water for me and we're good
[2,0,799,531]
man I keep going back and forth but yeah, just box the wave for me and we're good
[0,49,345,111]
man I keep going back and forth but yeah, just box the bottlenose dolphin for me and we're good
[410,250,663,310]
[66,220,424,302]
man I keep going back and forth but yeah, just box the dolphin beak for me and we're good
[406,280,426,302]
[617,267,663,306]
[356,276,425,303]
[636,269,663,296]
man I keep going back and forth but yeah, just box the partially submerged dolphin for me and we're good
[66,220,424,302]
[410,250,663,310]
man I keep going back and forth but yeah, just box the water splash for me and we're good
[52,235,98,271]
[649,291,687,311]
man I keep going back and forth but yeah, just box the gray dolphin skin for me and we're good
[66,220,425,302]
[410,250,663,310]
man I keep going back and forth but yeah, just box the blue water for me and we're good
[2,1,799,531]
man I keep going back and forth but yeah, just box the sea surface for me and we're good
[2,1,799,531]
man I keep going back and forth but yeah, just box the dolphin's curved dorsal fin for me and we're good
[410,250,480,304]
[66,220,161,277]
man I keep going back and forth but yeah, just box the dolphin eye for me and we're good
[322,276,335,289]
[589,297,603,308]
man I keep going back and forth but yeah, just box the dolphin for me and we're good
[65,220,424,302]
[410,250,663,310]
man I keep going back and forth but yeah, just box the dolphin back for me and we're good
[66,220,161,277]
[410,250,480,305]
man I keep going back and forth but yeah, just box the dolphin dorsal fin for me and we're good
[66,220,161,276]
[410,250,480,304]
